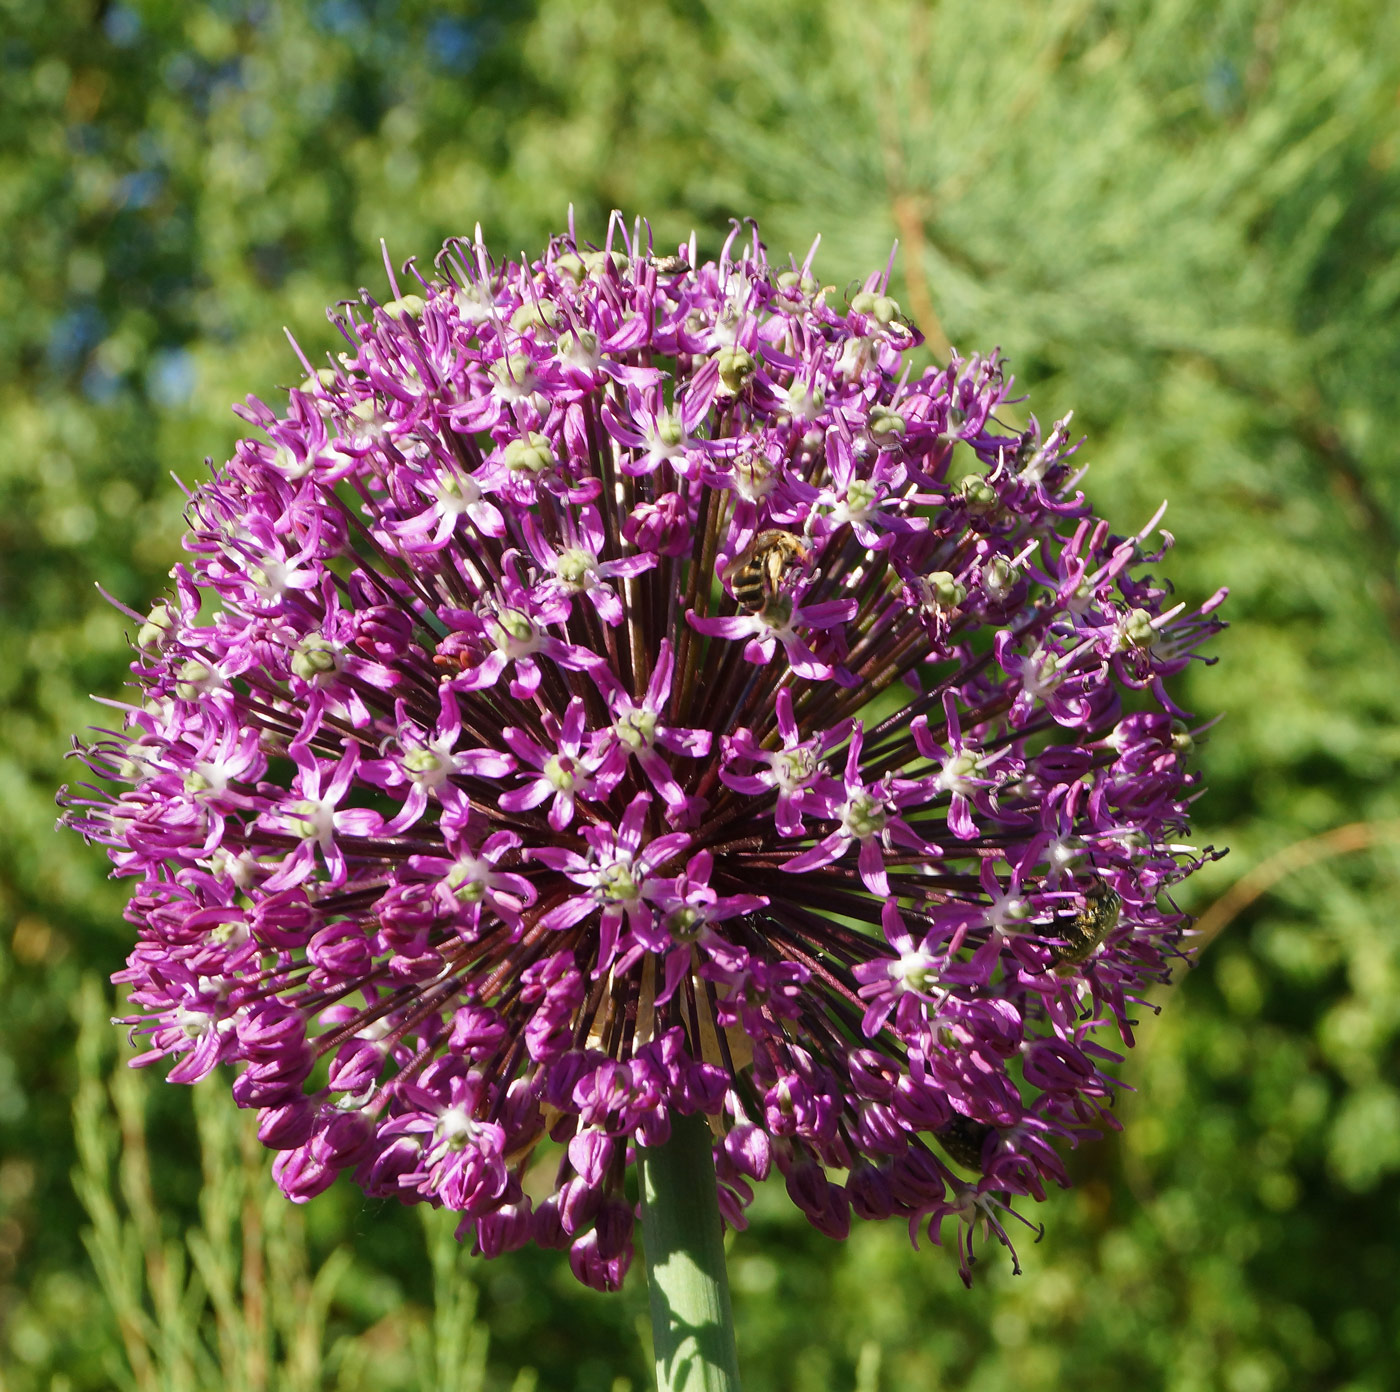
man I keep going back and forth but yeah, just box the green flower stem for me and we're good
[639,1111,743,1392]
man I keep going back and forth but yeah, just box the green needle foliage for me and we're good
[4,0,1400,1388]
[69,976,538,1392]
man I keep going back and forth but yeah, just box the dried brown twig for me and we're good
[1192,819,1400,951]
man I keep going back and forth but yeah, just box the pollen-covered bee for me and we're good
[1049,877,1122,973]
[725,529,811,613]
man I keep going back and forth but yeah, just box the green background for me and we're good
[3,1,1399,1388]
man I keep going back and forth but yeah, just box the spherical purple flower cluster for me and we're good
[63,216,1224,1291]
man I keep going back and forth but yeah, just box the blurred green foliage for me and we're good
[3,0,1399,1387]
[68,976,536,1392]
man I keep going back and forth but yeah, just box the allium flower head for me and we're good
[62,215,1225,1291]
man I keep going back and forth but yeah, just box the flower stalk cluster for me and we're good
[63,216,1224,1291]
